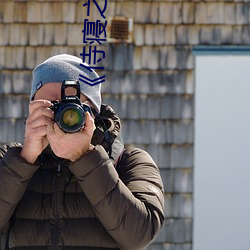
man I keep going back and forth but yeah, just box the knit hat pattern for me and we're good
[30,54,102,113]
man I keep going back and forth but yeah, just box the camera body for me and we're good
[50,80,92,133]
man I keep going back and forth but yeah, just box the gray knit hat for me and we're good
[31,54,102,113]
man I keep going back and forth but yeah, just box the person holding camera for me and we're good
[0,54,164,250]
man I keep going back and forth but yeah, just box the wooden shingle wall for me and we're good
[0,1,250,249]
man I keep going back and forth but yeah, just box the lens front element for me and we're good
[62,108,81,126]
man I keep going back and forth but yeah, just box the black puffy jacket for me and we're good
[0,105,164,250]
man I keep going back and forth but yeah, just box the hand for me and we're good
[46,112,95,162]
[21,100,54,164]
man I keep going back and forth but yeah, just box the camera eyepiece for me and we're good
[50,80,92,133]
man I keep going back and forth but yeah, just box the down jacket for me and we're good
[0,104,164,250]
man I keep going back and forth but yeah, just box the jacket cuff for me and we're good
[0,147,39,204]
[2,147,39,180]
[69,145,119,205]
[69,145,109,177]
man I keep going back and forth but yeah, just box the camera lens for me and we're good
[55,104,85,133]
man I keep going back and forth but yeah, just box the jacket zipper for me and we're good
[52,160,62,250]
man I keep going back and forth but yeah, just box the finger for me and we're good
[25,125,48,139]
[27,115,54,130]
[32,125,48,137]
[28,105,54,124]
[29,100,52,114]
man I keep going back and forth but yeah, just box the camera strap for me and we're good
[93,111,113,159]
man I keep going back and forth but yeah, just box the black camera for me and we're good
[50,80,92,133]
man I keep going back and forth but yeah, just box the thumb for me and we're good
[83,112,95,136]
[46,122,54,137]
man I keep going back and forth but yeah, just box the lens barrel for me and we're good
[55,103,85,133]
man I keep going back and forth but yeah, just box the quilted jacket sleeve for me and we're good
[0,144,39,235]
[69,145,164,250]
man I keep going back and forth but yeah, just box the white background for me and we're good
[194,55,250,250]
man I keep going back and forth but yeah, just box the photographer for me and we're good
[0,54,164,250]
